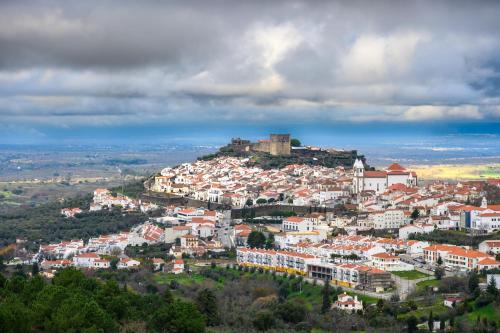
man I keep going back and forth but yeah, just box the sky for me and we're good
[0,0,499,144]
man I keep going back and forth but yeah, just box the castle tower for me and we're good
[269,134,291,156]
[352,159,364,194]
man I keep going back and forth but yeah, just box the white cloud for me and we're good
[0,1,499,126]
[403,105,483,121]
[340,32,430,83]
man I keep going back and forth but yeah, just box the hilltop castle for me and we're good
[229,133,291,156]
[201,133,367,170]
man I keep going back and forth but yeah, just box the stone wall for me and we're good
[270,134,291,156]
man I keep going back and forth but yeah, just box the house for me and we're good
[73,252,100,268]
[152,258,165,271]
[477,258,500,270]
[444,296,464,308]
[478,240,500,254]
[367,209,408,229]
[172,259,184,274]
[41,259,72,270]
[117,257,141,269]
[334,293,363,313]
[61,208,82,218]
[282,217,314,232]
[180,234,198,248]
[399,224,434,240]
[187,218,216,238]
[93,258,111,269]
[274,231,325,249]
[371,252,414,271]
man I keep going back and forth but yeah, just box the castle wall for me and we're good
[253,140,271,153]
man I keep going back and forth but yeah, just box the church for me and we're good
[352,160,418,194]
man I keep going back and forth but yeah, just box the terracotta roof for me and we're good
[478,258,500,265]
[364,171,387,178]
[480,213,500,217]
[372,252,399,259]
[285,217,305,223]
[386,163,407,171]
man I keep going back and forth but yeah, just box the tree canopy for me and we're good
[0,268,206,333]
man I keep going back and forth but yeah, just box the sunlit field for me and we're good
[410,164,500,180]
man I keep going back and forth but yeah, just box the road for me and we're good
[216,210,235,248]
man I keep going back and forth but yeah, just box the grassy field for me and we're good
[411,163,500,180]
[153,272,207,286]
[392,270,430,280]
[463,303,500,324]
[398,295,448,320]
[416,279,440,290]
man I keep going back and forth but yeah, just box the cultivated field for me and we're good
[410,163,500,180]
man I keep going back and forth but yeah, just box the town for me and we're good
[2,135,499,332]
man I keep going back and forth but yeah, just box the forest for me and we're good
[0,193,148,249]
[0,268,206,333]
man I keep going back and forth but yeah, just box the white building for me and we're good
[479,240,500,254]
[282,217,314,232]
[117,258,141,269]
[172,259,184,274]
[61,208,82,218]
[367,209,408,229]
[353,161,417,194]
[423,244,500,271]
[399,224,434,240]
[472,212,500,233]
[275,231,325,249]
[73,253,100,268]
[237,248,316,275]
[334,293,363,313]
[371,252,414,271]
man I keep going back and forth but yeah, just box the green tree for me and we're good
[256,198,267,205]
[440,319,445,331]
[321,281,331,314]
[437,256,443,266]
[275,300,307,324]
[0,297,33,333]
[434,266,445,280]
[265,234,275,249]
[196,289,220,326]
[148,301,205,333]
[47,293,118,333]
[486,276,498,297]
[290,138,301,147]
[406,315,418,333]
[428,310,434,332]
[164,288,174,303]
[278,281,290,301]
[468,271,480,294]
[253,310,275,331]
[245,198,253,206]
[110,258,119,270]
[411,208,420,220]
[31,262,39,276]
[247,231,266,248]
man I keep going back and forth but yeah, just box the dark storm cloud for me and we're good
[0,0,500,125]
